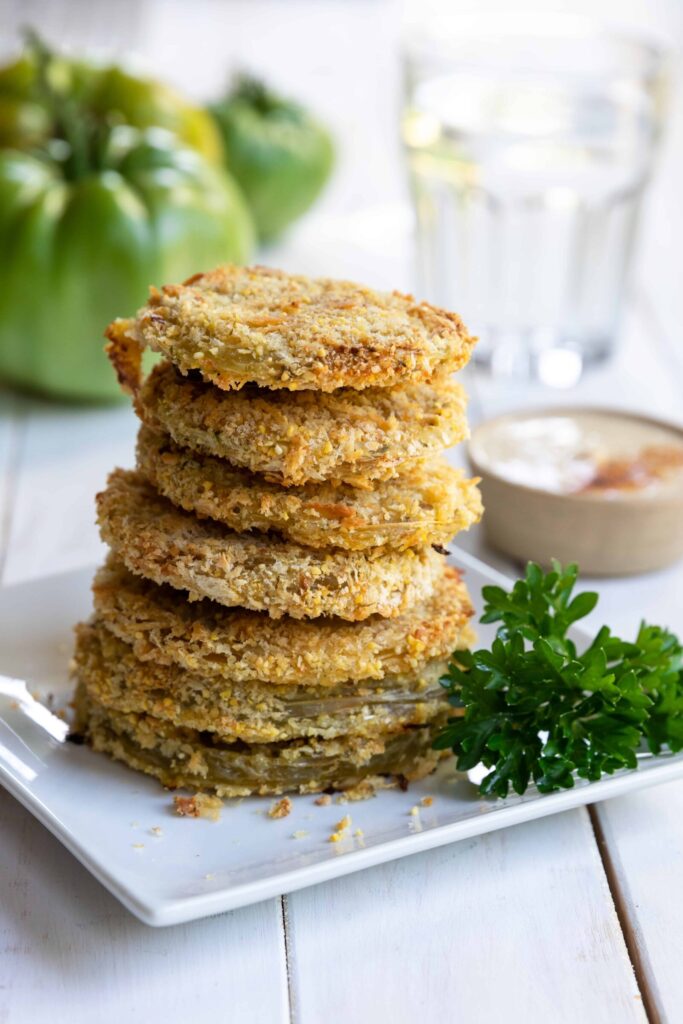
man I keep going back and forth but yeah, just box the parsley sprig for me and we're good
[435,562,683,797]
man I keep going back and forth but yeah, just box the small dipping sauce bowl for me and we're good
[469,408,683,575]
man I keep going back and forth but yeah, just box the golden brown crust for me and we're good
[104,319,144,396]
[173,793,223,819]
[137,361,469,487]
[73,619,457,743]
[268,797,292,819]
[73,683,446,797]
[88,263,478,795]
[93,557,475,686]
[120,264,476,392]
[96,469,446,621]
[135,424,482,552]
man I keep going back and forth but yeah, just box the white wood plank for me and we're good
[0,392,22,579]
[593,783,683,1022]
[551,282,683,1024]
[2,400,138,585]
[0,405,292,1021]
[463,276,683,1021]
[0,789,290,1024]
[286,809,645,1024]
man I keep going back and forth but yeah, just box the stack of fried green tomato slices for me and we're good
[73,265,481,797]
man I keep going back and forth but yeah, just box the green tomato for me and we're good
[209,77,334,241]
[0,128,254,402]
[0,49,223,163]
[0,54,51,148]
[89,66,224,165]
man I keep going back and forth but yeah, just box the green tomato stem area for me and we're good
[0,127,253,401]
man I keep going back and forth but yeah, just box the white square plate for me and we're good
[2,548,682,926]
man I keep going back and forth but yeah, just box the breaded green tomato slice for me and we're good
[135,424,482,552]
[92,557,475,686]
[73,685,446,797]
[106,264,476,393]
[74,619,461,743]
[135,361,469,487]
[97,470,446,621]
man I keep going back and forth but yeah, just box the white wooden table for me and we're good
[2,1,683,1022]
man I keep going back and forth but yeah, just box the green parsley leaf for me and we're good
[436,561,683,797]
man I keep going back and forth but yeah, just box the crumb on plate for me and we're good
[173,793,223,821]
[268,797,293,819]
[329,814,352,843]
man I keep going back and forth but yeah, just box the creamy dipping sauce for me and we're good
[470,410,683,499]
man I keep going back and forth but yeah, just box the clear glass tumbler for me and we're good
[402,15,671,384]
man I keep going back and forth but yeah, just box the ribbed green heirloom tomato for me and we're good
[209,77,334,241]
[0,50,224,164]
[0,126,254,401]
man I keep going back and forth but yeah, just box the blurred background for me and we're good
[0,0,679,391]
[0,0,682,606]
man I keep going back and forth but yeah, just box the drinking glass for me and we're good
[402,14,671,385]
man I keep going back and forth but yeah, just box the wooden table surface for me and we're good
[1,2,683,1022]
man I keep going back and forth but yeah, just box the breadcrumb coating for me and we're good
[93,557,475,686]
[136,424,482,552]
[173,793,222,820]
[97,470,445,621]
[107,264,476,393]
[86,262,479,795]
[136,361,469,487]
[268,797,292,819]
[74,619,458,742]
[73,683,446,797]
